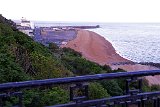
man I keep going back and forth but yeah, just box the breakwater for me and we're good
[51,25,100,29]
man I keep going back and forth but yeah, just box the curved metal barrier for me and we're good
[0,70,160,107]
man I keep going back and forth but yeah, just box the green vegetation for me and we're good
[0,15,155,106]
[60,47,111,75]
[89,82,110,99]
[0,15,72,106]
[23,87,69,107]
[0,16,72,81]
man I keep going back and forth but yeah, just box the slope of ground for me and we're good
[62,29,160,85]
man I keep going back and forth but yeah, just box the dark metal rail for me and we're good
[0,70,160,107]
[0,70,160,90]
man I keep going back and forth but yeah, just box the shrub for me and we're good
[89,82,110,99]
[100,80,123,96]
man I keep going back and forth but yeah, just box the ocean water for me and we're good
[34,21,99,27]
[89,23,160,63]
[35,22,160,63]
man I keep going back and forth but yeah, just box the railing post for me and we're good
[125,77,142,95]
[138,78,142,93]
[70,83,88,104]
[157,98,160,107]
[19,92,23,107]
[125,102,128,107]
[125,79,129,94]
[138,101,141,107]
[141,99,146,107]
[0,98,3,107]
[153,99,157,107]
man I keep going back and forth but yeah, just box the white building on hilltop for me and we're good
[16,17,34,37]
[20,17,34,29]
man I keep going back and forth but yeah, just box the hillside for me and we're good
[62,29,160,85]
[0,15,73,83]
[0,15,156,106]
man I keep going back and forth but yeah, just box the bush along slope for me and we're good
[0,15,72,106]
[0,15,72,81]
[0,15,152,106]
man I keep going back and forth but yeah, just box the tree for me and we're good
[0,52,30,83]
[100,80,123,96]
[49,43,59,52]
[89,82,110,99]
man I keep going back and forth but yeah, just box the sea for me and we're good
[35,22,160,63]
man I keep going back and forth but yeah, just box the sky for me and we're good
[1,0,160,22]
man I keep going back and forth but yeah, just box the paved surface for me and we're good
[33,27,77,46]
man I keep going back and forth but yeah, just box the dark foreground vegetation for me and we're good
[0,15,159,106]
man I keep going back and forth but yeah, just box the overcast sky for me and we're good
[1,0,160,22]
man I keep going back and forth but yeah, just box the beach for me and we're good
[62,29,131,65]
[62,29,160,85]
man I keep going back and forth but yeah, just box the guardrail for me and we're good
[1,70,160,107]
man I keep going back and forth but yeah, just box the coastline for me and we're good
[62,29,131,65]
[62,29,160,85]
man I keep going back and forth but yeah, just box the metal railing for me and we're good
[1,70,160,107]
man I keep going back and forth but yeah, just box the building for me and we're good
[20,17,34,29]
[16,17,34,37]
[19,28,34,37]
